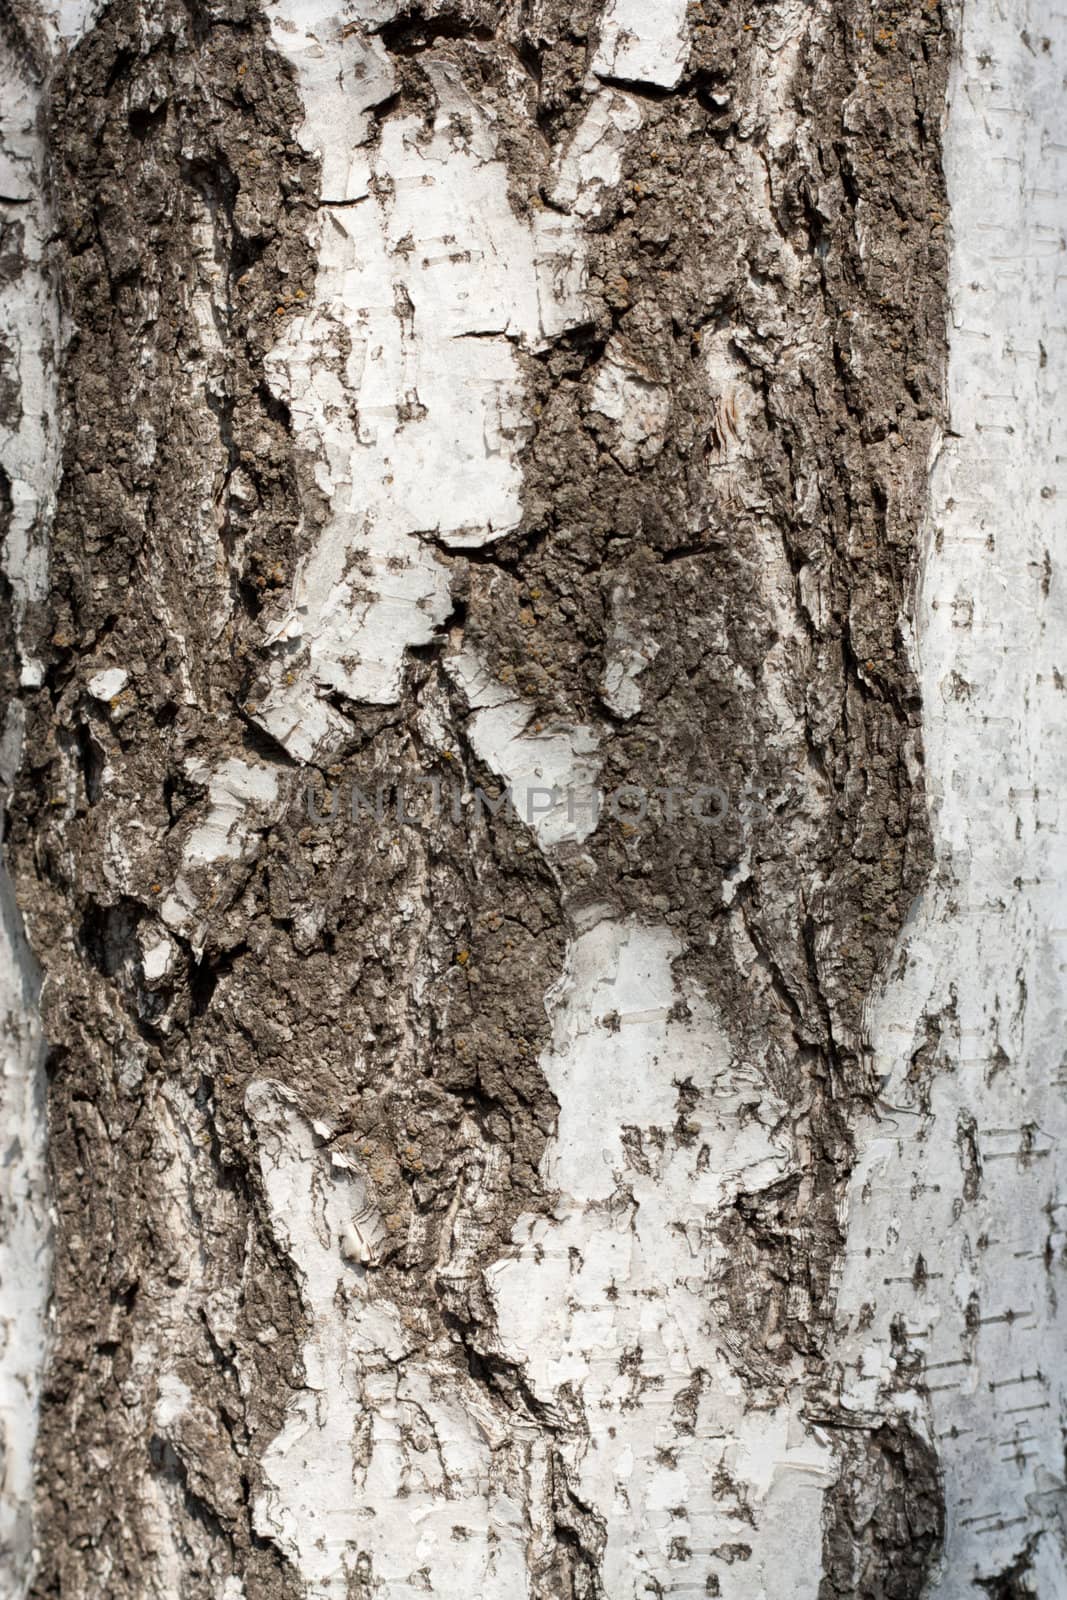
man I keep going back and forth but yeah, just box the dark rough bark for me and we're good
[818,1416,945,1600]
[11,5,319,1593]
[3,0,952,1593]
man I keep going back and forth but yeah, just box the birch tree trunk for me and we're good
[1,1,1064,1597]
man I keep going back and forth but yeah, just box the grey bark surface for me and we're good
[0,0,1060,1597]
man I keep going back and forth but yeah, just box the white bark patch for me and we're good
[256,12,587,762]
[159,757,280,945]
[1,43,60,692]
[490,919,832,1598]
[589,337,672,472]
[834,3,1067,1592]
[600,581,659,720]
[86,667,129,702]
[447,648,601,849]
[183,758,279,867]
[592,0,691,91]
[551,91,644,218]
[248,1081,540,1600]
[138,926,179,987]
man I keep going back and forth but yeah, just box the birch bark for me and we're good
[0,2,1063,1598]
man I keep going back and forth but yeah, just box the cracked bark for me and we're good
[0,0,1064,1597]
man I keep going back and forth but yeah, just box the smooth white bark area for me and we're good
[490,920,831,1600]
[836,2,1067,1590]
[0,5,102,1590]
[591,0,690,91]
[256,3,586,764]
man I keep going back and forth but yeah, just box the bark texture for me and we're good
[0,0,1062,1596]
[830,3,1067,1593]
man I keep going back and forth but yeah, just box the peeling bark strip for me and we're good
[0,0,1061,1595]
